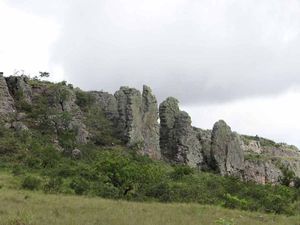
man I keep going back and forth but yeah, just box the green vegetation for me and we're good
[1,187,300,225]
[1,125,300,216]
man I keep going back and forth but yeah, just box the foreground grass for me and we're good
[0,178,300,225]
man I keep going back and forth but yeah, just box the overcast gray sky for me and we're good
[1,0,300,146]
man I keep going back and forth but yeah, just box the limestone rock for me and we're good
[0,73,15,120]
[141,85,160,159]
[243,138,300,184]
[114,85,160,159]
[159,97,180,160]
[159,97,204,167]
[6,75,32,103]
[244,159,282,185]
[91,91,119,122]
[115,87,144,144]
[49,85,89,144]
[211,120,244,177]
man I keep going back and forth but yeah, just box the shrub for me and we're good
[223,193,248,210]
[279,166,295,186]
[70,177,89,195]
[22,175,42,190]
[75,90,95,110]
[170,165,194,180]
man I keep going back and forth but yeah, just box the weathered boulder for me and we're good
[0,73,15,120]
[159,97,204,167]
[114,85,160,159]
[211,120,244,177]
[72,148,82,159]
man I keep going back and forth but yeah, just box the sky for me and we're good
[1,0,300,146]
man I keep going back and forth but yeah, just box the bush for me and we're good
[22,175,42,190]
[170,165,194,180]
[223,193,248,210]
[70,177,89,195]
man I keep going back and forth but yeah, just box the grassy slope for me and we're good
[0,172,299,225]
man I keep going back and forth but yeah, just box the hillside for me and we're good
[1,72,300,220]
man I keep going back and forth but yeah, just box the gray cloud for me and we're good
[6,0,300,104]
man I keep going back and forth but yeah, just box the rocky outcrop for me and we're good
[244,159,282,185]
[0,73,15,121]
[52,86,89,144]
[6,75,32,103]
[141,85,160,159]
[114,85,160,159]
[211,120,244,177]
[159,97,204,168]
[1,73,300,186]
[91,91,119,122]
[243,138,300,184]
[159,97,180,161]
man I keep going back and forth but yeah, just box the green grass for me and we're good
[0,172,299,225]
[1,188,300,225]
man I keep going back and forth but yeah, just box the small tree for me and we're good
[39,71,50,78]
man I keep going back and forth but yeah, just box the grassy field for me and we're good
[0,172,300,225]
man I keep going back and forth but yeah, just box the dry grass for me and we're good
[0,172,300,225]
[1,189,300,225]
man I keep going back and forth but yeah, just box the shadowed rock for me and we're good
[159,97,204,167]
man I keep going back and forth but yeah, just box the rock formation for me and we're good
[0,73,15,121]
[1,72,300,185]
[6,75,32,103]
[91,91,119,123]
[159,97,204,168]
[211,120,245,177]
[114,85,160,159]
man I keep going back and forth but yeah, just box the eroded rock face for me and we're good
[0,73,15,121]
[243,140,300,184]
[47,85,89,144]
[211,120,244,177]
[244,159,282,185]
[159,97,204,167]
[141,85,160,159]
[114,85,160,159]
[159,97,180,161]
